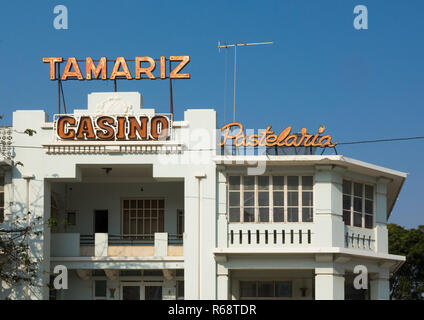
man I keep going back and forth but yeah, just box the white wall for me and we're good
[51,181,184,235]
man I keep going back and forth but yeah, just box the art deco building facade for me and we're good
[0,92,405,300]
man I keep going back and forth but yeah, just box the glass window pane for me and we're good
[123,212,129,234]
[158,199,164,208]
[137,219,144,235]
[259,208,269,222]
[258,191,269,206]
[229,208,240,222]
[95,280,107,297]
[302,176,313,190]
[288,192,298,206]
[365,215,373,228]
[275,281,292,298]
[244,192,255,206]
[302,208,313,222]
[229,176,240,190]
[353,212,362,227]
[130,219,137,234]
[243,208,255,222]
[343,180,351,195]
[243,176,254,190]
[177,281,184,298]
[354,197,362,212]
[258,176,269,190]
[365,200,373,214]
[287,208,298,222]
[365,185,373,199]
[302,192,313,207]
[343,210,351,225]
[354,183,363,197]
[273,176,284,190]
[343,195,351,210]
[130,200,137,208]
[273,192,284,206]
[273,208,284,222]
[123,200,129,209]
[229,192,240,207]
[258,282,274,297]
[287,176,299,190]
[240,281,256,297]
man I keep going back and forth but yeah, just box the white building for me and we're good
[0,91,406,300]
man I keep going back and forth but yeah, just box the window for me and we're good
[343,180,374,229]
[177,209,184,238]
[122,199,164,239]
[176,280,184,300]
[0,175,4,223]
[94,280,107,300]
[66,211,76,226]
[228,176,314,223]
[240,281,292,298]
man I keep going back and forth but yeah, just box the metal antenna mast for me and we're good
[218,41,273,122]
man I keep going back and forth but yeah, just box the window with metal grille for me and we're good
[122,199,164,239]
[228,176,313,223]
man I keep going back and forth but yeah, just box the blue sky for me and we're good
[0,0,423,228]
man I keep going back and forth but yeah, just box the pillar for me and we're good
[216,263,229,300]
[315,267,345,300]
[370,270,390,300]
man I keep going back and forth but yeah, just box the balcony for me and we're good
[51,232,183,258]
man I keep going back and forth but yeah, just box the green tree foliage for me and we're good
[0,215,43,286]
[388,223,424,299]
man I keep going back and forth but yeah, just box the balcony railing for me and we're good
[344,227,375,251]
[80,234,94,245]
[228,223,314,248]
[108,234,183,246]
[52,232,184,257]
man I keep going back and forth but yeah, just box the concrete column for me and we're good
[231,278,240,300]
[314,165,345,248]
[375,178,390,253]
[95,233,108,257]
[370,270,390,300]
[154,232,168,256]
[315,267,345,300]
[216,263,229,300]
[217,169,228,248]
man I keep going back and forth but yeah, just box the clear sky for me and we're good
[0,0,423,228]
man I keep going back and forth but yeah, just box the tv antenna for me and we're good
[218,41,274,122]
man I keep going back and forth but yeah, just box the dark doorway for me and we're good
[145,286,162,300]
[94,210,108,233]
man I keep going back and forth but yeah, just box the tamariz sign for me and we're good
[43,56,190,80]
[55,115,171,141]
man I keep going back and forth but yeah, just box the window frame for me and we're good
[239,280,293,299]
[121,198,165,238]
[228,175,314,223]
[342,179,375,229]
